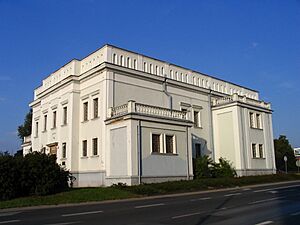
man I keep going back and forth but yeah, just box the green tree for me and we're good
[17,109,32,141]
[274,135,296,172]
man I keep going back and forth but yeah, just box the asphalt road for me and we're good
[1,181,300,225]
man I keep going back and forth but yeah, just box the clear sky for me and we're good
[0,0,299,153]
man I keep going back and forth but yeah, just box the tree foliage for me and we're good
[0,152,70,200]
[274,135,297,172]
[17,109,32,141]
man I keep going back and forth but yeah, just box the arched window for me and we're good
[144,62,147,72]
[202,79,205,87]
[170,70,173,79]
[156,66,159,75]
[175,71,178,80]
[120,55,124,66]
[127,57,131,68]
[133,59,137,69]
[150,64,153,74]
[161,67,165,76]
[113,54,117,64]
[193,76,197,85]
[181,73,184,82]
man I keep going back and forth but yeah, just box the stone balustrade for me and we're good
[212,93,271,109]
[108,101,189,120]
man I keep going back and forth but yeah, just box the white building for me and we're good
[23,44,276,187]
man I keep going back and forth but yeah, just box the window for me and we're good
[259,144,264,158]
[93,98,98,118]
[170,70,173,79]
[166,135,174,153]
[256,114,261,129]
[150,64,153,74]
[113,54,117,64]
[252,143,257,158]
[92,138,98,155]
[82,140,87,157]
[250,112,255,128]
[144,62,147,72]
[35,121,39,137]
[83,102,88,121]
[161,67,165,76]
[127,57,131,68]
[62,142,66,158]
[53,111,57,128]
[152,134,161,153]
[133,59,137,69]
[63,106,67,125]
[156,65,159,75]
[44,115,47,131]
[120,55,124,66]
[194,111,201,127]
[195,143,201,158]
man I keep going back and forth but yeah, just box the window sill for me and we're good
[60,158,67,161]
[90,155,99,158]
[252,157,265,159]
[151,152,178,156]
[250,127,263,131]
[91,117,100,121]
[51,127,57,130]
[61,124,68,127]
[81,156,88,159]
[82,120,89,124]
[42,130,47,133]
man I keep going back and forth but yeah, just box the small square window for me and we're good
[152,134,161,153]
[166,135,174,154]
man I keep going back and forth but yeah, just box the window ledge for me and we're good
[91,117,100,121]
[151,152,178,156]
[51,127,57,130]
[81,156,88,159]
[61,124,68,127]
[90,155,99,158]
[250,127,263,131]
[42,130,47,133]
[60,158,67,160]
[82,120,89,124]
[252,157,265,159]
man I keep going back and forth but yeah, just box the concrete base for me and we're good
[236,169,276,177]
[71,170,106,187]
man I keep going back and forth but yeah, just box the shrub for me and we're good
[0,152,70,200]
[193,156,236,179]
[211,158,237,178]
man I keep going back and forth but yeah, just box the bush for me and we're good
[211,158,237,178]
[0,152,70,200]
[193,156,236,179]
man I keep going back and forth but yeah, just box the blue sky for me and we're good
[0,0,299,152]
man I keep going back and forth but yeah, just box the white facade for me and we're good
[24,44,276,187]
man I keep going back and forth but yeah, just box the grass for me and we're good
[1,174,300,209]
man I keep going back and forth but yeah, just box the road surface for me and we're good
[1,181,300,225]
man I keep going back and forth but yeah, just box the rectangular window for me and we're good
[92,138,98,156]
[83,102,88,121]
[82,140,87,157]
[35,121,39,137]
[166,135,174,154]
[256,114,261,129]
[152,134,161,153]
[63,107,67,125]
[194,111,201,127]
[93,98,98,118]
[259,144,264,158]
[62,142,66,158]
[44,115,47,131]
[195,143,201,158]
[250,112,255,128]
[53,111,57,128]
[252,143,257,158]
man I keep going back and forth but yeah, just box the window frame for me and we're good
[252,143,257,158]
[82,140,88,157]
[63,106,67,125]
[151,133,162,154]
[83,101,89,122]
[52,111,57,129]
[165,134,176,154]
[93,98,99,119]
[92,138,98,156]
[62,142,67,159]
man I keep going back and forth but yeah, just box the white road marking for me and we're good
[254,184,300,193]
[224,193,241,197]
[255,221,274,225]
[190,197,211,201]
[0,220,20,224]
[249,197,283,205]
[62,210,103,217]
[135,203,165,209]
[0,212,22,217]
[44,222,81,225]
[291,211,300,216]
[172,211,202,219]
[269,191,278,194]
